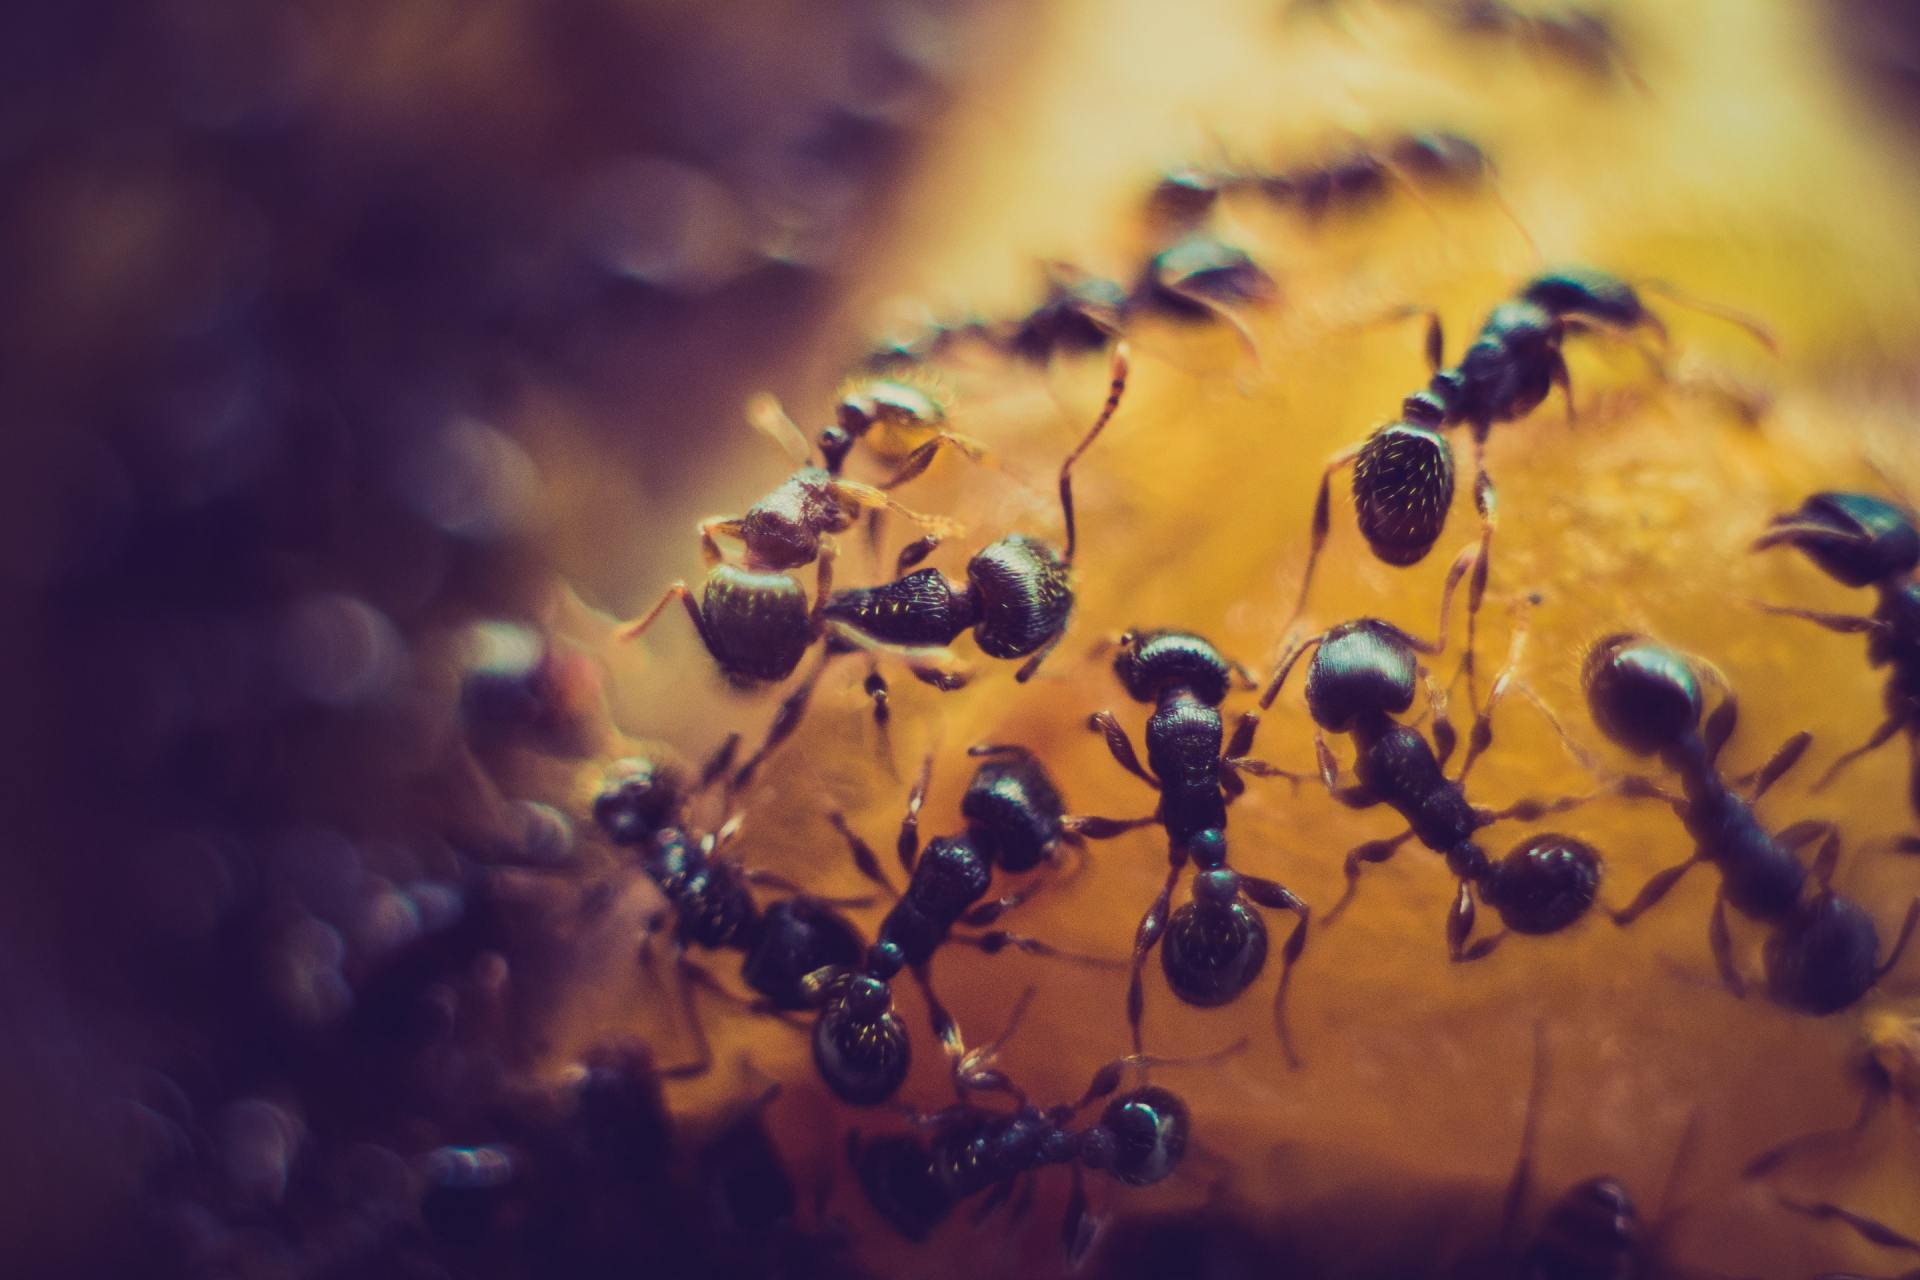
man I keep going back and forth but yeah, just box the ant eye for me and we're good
[1583,636,1700,755]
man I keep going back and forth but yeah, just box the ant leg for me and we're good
[1059,343,1131,564]
[1775,1195,1920,1258]
[1088,711,1160,789]
[951,985,1035,1104]
[1322,829,1415,926]
[1709,892,1748,997]
[736,869,876,910]
[896,752,935,872]
[1459,429,1498,708]
[1014,631,1066,683]
[1875,898,1920,982]
[1448,881,1508,962]
[1635,278,1779,355]
[894,534,941,576]
[1549,350,1576,425]
[617,582,716,655]
[1745,1075,1890,1178]
[1257,631,1327,713]
[1352,303,1446,373]
[1222,755,1311,791]
[829,478,965,543]
[1499,1023,1549,1252]
[952,930,1124,969]
[1126,857,1186,1058]
[1750,600,1884,635]
[1060,813,1159,840]
[1454,601,1532,785]
[908,962,968,1081]
[823,622,973,691]
[1241,875,1310,1069]
[863,665,898,781]
[880,430,995,492]
[1062,1164,1102,1268]
[1776,820,1841,886]
[1732,731,1813,799]
[1409,541,1480,659]
[1610,856,1705,925]
[1316,734,1380,807]
[698,518,747,567]
[695,733,742,794]
[730,648,840,794]
[1814,716,1903,791]
[1284,448,1364,636]
[826,812,902,899]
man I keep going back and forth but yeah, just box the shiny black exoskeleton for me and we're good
[1087,629,1313,1064]
[850,1057,1190,1264]
[1584,635,1920,1014]
[810,751,1137,1105]
[1144,129,1496,231]
[591,756,865,1078]
[821,346,1130,686]
[1755,490,1920,823]
[1240,615,1607,961]
[1291,266,1773,695]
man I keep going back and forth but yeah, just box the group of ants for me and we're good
[554,127,1920,1277]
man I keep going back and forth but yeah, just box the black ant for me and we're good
[1084,628,1313,1066]
[1581,634,1920,1014]
[1129,231,1277,363]
[1472,1025,1749,1280]
[1237,609,1608,963]
[590,749,873,1079]
[818,345,1130,689]
[847,1011,1214,1267]
[805,748,1141,1106]
[863,265,1131,374]
[617,394,977,791]
[1753,490,1920,831]
[1144,129,1501,231]
[1289,266,1775,697]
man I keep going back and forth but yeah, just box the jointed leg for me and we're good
[1459,428,1498,709]
[1774,1195,1920,1258]
[952,929,1124,968]
[698,517,747,567]
[1610,855,1705,925]
[1815,716,1904,792]
[618,581,714,653]
[1709,892,1747,998]
[1876,897,1920,982]
[1735,730,1813,800]
[1014,630,1066,683]
[827,812,902,899]
[1454,601,1532,785]
[1322,828,1415,926]
[909,962,967,1081]
[897,751,934,872]
[1126,857,1186,1058]
[1448,880,1506,962]
[1777,820,1842,887]
[1060,343,1131,564]
[1743,1077,1888,1178]
[1751,600,1884,635]
[1089,711,1160,789]
[1284,447,1364,637]
[1241,875,1310,1069]
[730,646,841,794]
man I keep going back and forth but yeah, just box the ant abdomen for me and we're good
[1094,1087,1190,1186]
[961,755,1067,874]
[1113,629,1233,706]
[702,565,813,682]
[1351,424,1456,567]
[851,1133,953,1241]
[1160,897,1269,1007]
[812,976,911,1105]
[967,535,1072,659]
[1480,836,1603,935]
[1765,893,1882,1016]
[822,568,976,647]
[741,899,864,1009]
[1304,620,1422,731]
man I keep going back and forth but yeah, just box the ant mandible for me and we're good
[1753,490,1920,830]
[1085,628,1314,1066]
[1288,266,1776,699]
[1581,634,1920,1014]
[804,748,1140,1105]
[1235,608,1608,963]
[819,345,1131,688]
[590,747,874,1080]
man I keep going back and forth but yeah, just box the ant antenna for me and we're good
[1498,1021,1550,1251]
[1633,279,1779,355]
[745,393,817,465]
[1059,342,1131,564]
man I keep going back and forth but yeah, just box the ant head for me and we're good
[1304,619,1420,732]
[1162,896,1267,1009]
[1090,1087,1190,1187]
[1582,633,1702,756]
[1764,892,1881,1016]
[961,751,1066,874]
[1528,1176,1642,1274]
[1113,629,1233,706]
[851,1132,950,1242]
[965,535,1072,660]
[813,993,911,1106]
[1762,491,1920,587]
[1481,835,1603,936]
[593,756,689,845]
[1519,267,1647,328]
[1352,424,1456,567]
